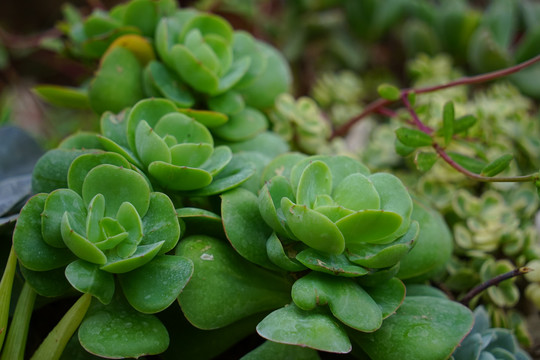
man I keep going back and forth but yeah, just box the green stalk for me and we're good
[1,282,36,360]
[30,293,92,360]
[0,246,18,351]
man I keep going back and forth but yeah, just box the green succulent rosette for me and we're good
[14,151,190,307]
[98,98,255,195]
[173,154,465,355]
[258,154,415,266]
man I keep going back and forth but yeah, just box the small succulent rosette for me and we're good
[14,151,189,303]
[13,151,193,357]
[98,98,255,196]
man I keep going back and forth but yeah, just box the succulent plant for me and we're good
[12,151,192,357]
[451,306,531,360]
[268,94,331,154]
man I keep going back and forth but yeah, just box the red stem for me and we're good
[332,54,540,138]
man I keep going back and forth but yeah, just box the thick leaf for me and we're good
[282,197,345,255]
[149,162,213,191]
[369,173,413,243]
[266,232,307,272]
[123,0,158,38]
[350,296,473,360]
[296,160,332,208]
[14,194,75,271]
[115,202,144,258]
[226,131,289,159]
[176,207,223,238]
[397,201,452,280]
[89,46,144,114]
[290,155,369,194]
[120,255,193,313]
[62,212,107,265]
[82,164,151,217]
[335,210,402,245]
[100,242,164,273]
[79,295,169,358]
[67,151,131,196]
[58,132,104,151]
[292,272,381,331]
[176,108,229,128]
[333,173,380,211]
[183,154,255,196]
[19,265,72,297]
[65,260,115,304]
[296,248,368,277]
[395,128,433,147]
[140,192,181,254]
[134,120,171,168]
[212,107,267,142]
[154,112,213,145]
[235,42,291,109]
[147,61,194,107]
[177,235,291,329]
[207,91,245,115]
[363,277,406,319]
[42,189,87,248]
[170,143,213,167]
[105,34,156,65]
[240,340,321,360]
[258,175,296,237]
[33,85,90,109]
[170,44,219,94]
[221,188,277,270]
[215,57,251,94]
[32,149,91,194]
[126,98,177,150]
[261,152,307,184]
[256,304,351,353]
[346,221,418,269]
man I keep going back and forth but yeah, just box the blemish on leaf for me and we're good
[200,253,214,261]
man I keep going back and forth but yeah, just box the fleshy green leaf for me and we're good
[221,188,277,270]
[140,192,181,254]
[146,60,194,107]
[148,161,213,191]
[212,107,267,142]
[61,212,107,265]
[266,232,307,272]
[292,272,382,332]
[240,340,320,360]
[256,304,351,353]
[81,164,151,217]
[336,210,402,245]
[350,296,473,360]
[19,265,72,297]
[14,194,75,271]
[296,160,332,208]
[333,173,380,211]
[100,242,164,273]
[42,189,87,248]
[79,294,169,358]
[135,120,171,168]
[65,260,115,304]
[176,108,229,128]
[33,85,90,109]
[282,197,345,255]
[296,248,368,277]
[258,175,296,238]
[177,235,291,329]
[364,277,406,319]
[119,255,193,313]
[346,221,419,269]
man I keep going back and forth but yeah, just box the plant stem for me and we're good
[30,293,92,360]
[333,54,540,138]
[0,246,18,352]
[1,282,37,360]
[402,89,539,183]
[460,267,531,307]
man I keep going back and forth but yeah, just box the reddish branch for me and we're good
[332,54,540,138]
[460,267,531,307]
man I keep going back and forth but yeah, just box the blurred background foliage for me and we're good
[2,0,540,358]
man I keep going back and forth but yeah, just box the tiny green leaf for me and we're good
[395,128,432,148]
[481,154,513,177]
[442,101,454,146]
[453,115,477,134]
[377,83,401,101]
[394,138,416,157]
[414,152,438,172]
[447,152,486,174]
